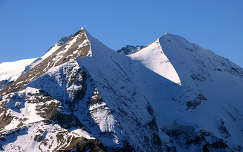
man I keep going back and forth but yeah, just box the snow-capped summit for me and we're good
[129,38,181,85]
[80,26,85,30]
[0,28,92,95]
[0,28,243,152]
[128,33,243,150]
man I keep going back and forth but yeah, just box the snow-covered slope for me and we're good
[40,35,72,61]
[0,29,243,152]
[129,39,181,85]
[0,35,71,90]
[0,58,37,89]
[129,33,243,149]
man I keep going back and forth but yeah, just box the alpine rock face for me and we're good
[0,28,243,152]
[117,45,145,55]
[0,35,71,91]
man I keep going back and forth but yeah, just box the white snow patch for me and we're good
[3,115,20,131]
[71,129,95,140]
[0,58,37,82]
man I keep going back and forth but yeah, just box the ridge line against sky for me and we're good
[0,0,242,67]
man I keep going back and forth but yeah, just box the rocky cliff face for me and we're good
[0,34,72,91]
[0,28,243,152]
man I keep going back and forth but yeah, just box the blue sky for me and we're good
[0,0,242,66]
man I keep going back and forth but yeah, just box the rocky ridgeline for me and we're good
[0,28,243,152]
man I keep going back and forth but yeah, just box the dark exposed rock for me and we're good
[162,123,233,152]
[218,119,231,138]
[117,45,145,55]
[190,73,206,81]
[186,93,207,110]
[0,110,13,130]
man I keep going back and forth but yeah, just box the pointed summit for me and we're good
[80,26,85,30]
[129,38,182,85]
[0,27,93,95]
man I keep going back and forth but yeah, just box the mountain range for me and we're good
[0,27,243,152]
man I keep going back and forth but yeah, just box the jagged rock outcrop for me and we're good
[117,45,145,55]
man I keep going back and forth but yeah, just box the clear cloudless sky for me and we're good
[0,0,242,66]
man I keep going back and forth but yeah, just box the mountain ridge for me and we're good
[0,27,243,151]
[0,28,91,96]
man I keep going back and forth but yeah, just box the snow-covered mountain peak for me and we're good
[159,33,190,45]
[0,28,94,95]
[1,28,243,151]
[129,38,182,85]
[0,34,75,91]
[80,26,85,30]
